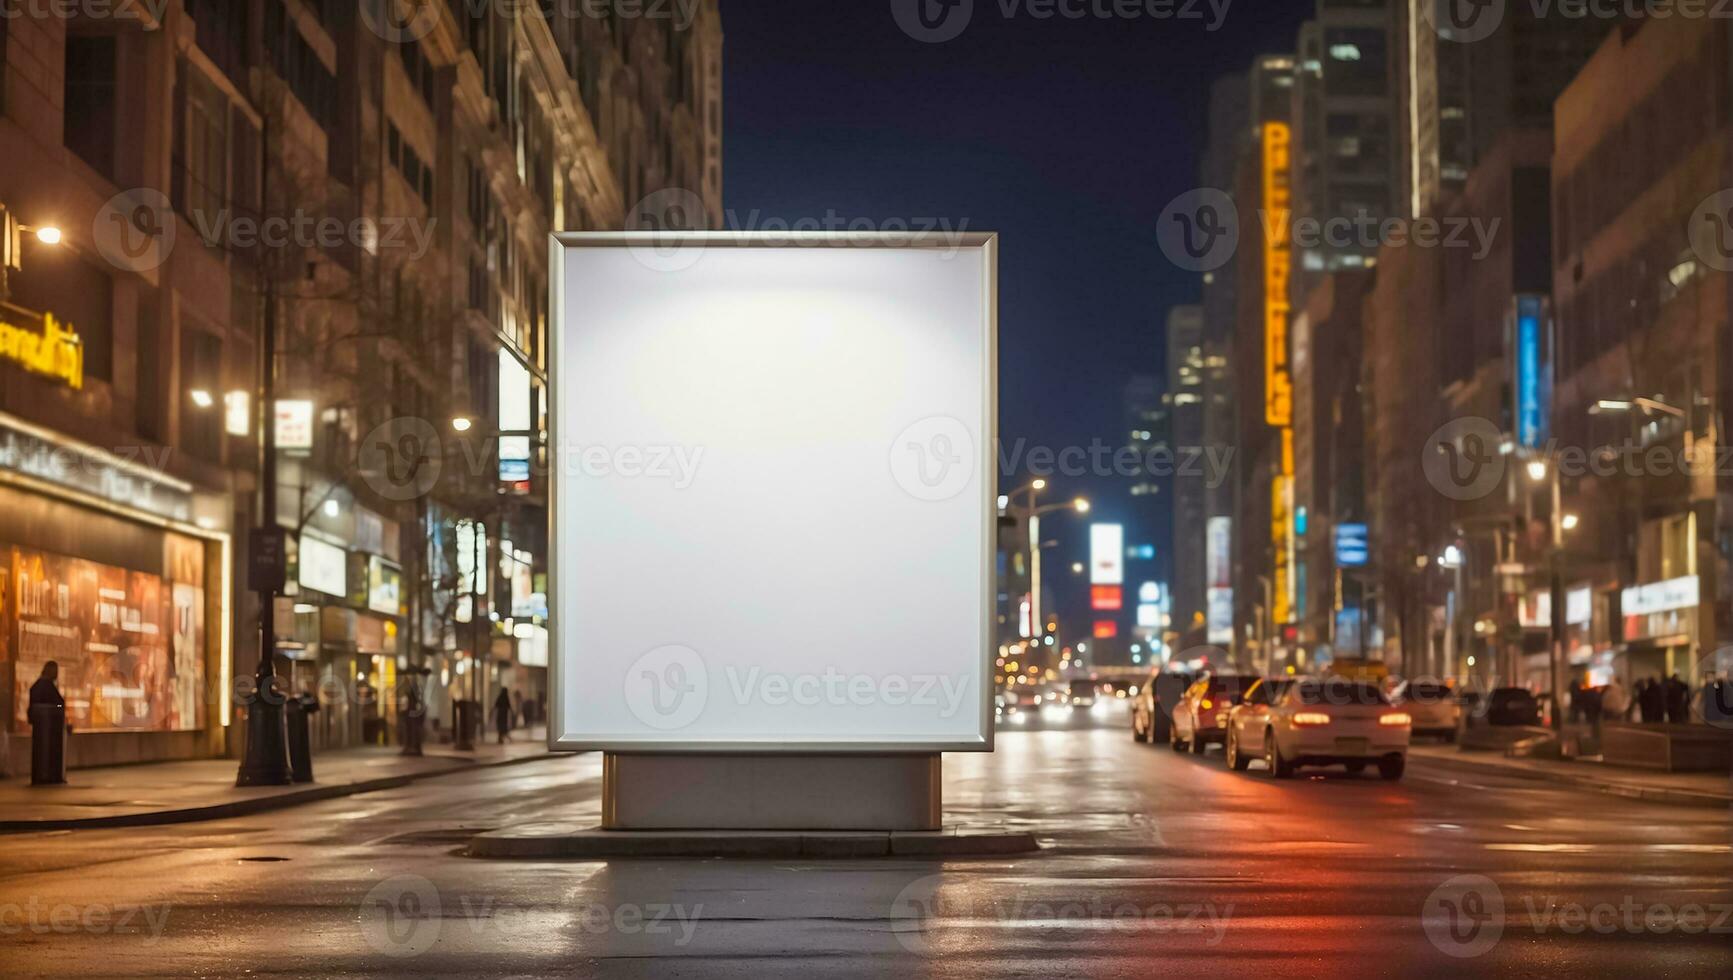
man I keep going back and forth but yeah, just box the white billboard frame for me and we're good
[547,231,998,754]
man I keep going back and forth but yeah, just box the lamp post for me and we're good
[1007,479,1089,651]
[237,115,293,786]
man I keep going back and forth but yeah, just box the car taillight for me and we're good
[1380,712,1412,727]
[1292,712,1332,727]
[1200,699,1214,710]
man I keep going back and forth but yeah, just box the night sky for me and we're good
[722,0,1312,630]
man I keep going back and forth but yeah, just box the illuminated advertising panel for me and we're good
[1335,523,1369,568]
[1264,122,1296,627]
[297,535,347,598]
[275,400,314,451]
[1513,295,1551,450]
[367,556,402,615]
[1091,585,1123,611]
[1090,523,1125,585]
[550,232,996,752]
[5,540,205,732]
[1206,516,1233,644]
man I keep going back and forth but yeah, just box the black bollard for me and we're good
[285,694,317,783]
[29,702,67,786]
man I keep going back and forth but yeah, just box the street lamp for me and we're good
[451,416,474,433]
[1009,479,1090,646]
[1526,459,1549,482]
[1,207,63,302]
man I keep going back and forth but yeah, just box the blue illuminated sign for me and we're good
[1515,296,1549,449]
[1335,523,1369,568]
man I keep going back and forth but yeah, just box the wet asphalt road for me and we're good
[0,703,1728,978]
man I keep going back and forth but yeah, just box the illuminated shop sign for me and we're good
[297,535,348,598]
[1621,576,1699,617]
[1264,121,1296,626]
[367,556,402,615]
[1090,523,1125,585]
[1513,295,1551,450]
[1091,585,1123,611]
[0,412,193,522]
[0,308,83,389]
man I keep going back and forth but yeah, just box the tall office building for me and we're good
[1165,306,1206,639]
[1292,1,1398,298]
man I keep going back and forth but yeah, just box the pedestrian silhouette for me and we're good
[1663,674,1690,724]
[31,661,66,712]
[493,687,513,744]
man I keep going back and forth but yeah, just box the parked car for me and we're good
[1224,677,1411,780]
[1390,679,1461,741]
[1131,671,1191,744]
[1170,674,1259,754]
[1482,687,1541,727]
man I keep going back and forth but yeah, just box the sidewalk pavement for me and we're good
[1409,743,1731,808]
[0,728,558,831]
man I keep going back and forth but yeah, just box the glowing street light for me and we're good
[34,225,62,246]
[1526,459,1549,482]
[1561,513,1580,532]
[451,416,474,432]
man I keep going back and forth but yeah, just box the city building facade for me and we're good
[0,0,722,770]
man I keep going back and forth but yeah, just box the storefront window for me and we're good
[3,537,206,732]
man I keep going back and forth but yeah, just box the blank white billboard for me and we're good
[549,233,997,752]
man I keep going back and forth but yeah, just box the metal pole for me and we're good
[1549,464,1565,733]
[237,111,292,786]
[1029,510,1043,642]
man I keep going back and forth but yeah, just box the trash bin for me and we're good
[28,703,67,786]
[454,699,479,751]
[285,694,318,784]
[398,674,427,757]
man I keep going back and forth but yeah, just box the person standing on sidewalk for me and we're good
[1601,676,1630,724]
[1663,674,1690,724]
[492,686,513,744]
